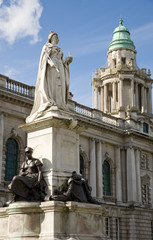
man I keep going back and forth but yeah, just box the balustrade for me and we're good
[73,101,120,127]
[0,76,34,99]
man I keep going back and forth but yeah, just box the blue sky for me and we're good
[0,0,153,107]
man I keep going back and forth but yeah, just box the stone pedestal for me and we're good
[0,201,109,240]
[20,110,86,196]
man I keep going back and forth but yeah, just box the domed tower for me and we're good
[92,19,153,118]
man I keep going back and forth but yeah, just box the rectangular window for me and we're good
[143,185,148,203]
[116,219,119,240]
[105,218,110,236]
[113,59,116,68]
[121,57,126,65]
[141,154,147,169]
[142,184,149,204]
[143,122,149,133]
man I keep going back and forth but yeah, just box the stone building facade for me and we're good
[0,19,153,239]
[0,74,34,205]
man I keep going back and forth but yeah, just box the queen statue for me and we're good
[26,31,73,123]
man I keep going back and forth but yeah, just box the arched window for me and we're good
[80,154,85,178]
[5,138,18,181]
[103,160,111,196]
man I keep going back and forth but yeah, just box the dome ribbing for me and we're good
[108,19,135,51]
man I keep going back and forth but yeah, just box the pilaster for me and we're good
[89,138,96,197]
[121,147,127,203]
[126,146,137,202]
[96,140,103,199]
[135,148,141,203]
[115,145,122,203]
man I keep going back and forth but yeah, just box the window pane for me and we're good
[103,160,111,196]
[143,123,148,133]
[80,155,84,178]
[105,218,110,236]
[5,138,18,181]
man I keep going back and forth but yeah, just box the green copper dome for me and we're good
[108,19,135,51]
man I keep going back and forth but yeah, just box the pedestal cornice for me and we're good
[19,114,87,134]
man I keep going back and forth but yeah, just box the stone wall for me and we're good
[103,205,153,240]
[0,78,33,204]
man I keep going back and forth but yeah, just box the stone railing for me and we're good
[68,100,124,128]
[0,74,35,99]
[75,103,93,118]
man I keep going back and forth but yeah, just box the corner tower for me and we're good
[92,19,153,118]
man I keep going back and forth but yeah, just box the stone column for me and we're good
[100,87,104,111]
[89,138,96,197]
[150,86,152,114]
[94,87,98,109]
[115,145,122,203]
[97,140,103,198]
[104,84,108,112]
[99,88,102,111]
[135,148,141,203]
[126,146,137,202]
[141,85,144,112]
[119,79,123,107]
[144,87,147,112]
[112,82,116,111]
[148,86,152,114]
[147,87,149,113]
[131,79,134,107]
[0,113,4,184]
[135,82,138,109]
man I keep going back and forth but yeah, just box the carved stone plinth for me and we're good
[20,110,86,196]
[0,201,109,240]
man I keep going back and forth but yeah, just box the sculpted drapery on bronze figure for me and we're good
[50,171,99,204]
[8,147,46,202]
[26,31,73,123]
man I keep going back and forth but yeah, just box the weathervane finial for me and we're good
[119,18,123,25]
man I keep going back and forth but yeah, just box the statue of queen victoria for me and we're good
[26,31,73,123]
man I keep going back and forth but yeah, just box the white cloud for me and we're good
[131,22,153,44]
[69,35,110,58]
[0,0,43,44]
[0,0,3,6]
[73,92,92,108]
[2,65,20,79]
[132,22,153,35]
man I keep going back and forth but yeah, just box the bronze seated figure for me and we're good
[50,171,99,204]
[8,147,46,202]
